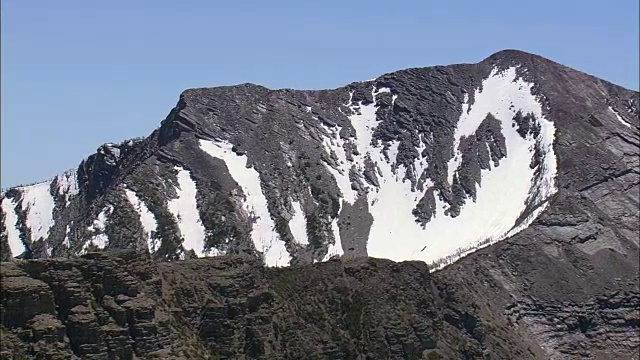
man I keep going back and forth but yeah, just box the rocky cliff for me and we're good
[1,247,637,359]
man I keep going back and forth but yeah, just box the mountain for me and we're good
[1,49,638,359]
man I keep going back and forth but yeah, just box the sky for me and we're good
[1,0,638,188]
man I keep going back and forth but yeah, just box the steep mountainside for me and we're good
[2,50,637,268]
[1,49,638,359]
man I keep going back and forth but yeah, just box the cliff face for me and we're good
[1,250,637,360]
[1,49,639,359]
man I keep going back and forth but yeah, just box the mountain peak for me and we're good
[485,48,540,60]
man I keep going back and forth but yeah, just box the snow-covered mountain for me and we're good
[1,50,638,270]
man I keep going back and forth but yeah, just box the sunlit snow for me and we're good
[320,122,355,204]
[289,201,309,245]
[323,67,557,267]
[63,225,71,248]
[1,197,25,257]
[168,166,207,257]
[609,106,632,128]
[82,205,113,253]
[124,187,159,253]
[199,140,291,267]
[19,181,56,242]
[322,218,344,261]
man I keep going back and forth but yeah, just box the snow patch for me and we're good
[124,187,159,253]
[351,88,382,166]
[82,205,113,253]
[199,140,291,267]
[289,201,309,245]
[323,86,393,202]
[319,122,355,204]
[2,197,25,257]
[413,137,428,191]
[323,218,344,261]
[168,167,207,257]
[19,181,56,242]
[609,106,632,128]
[376,67,556,265]
[63,225,71,248]
[327,67,557,268]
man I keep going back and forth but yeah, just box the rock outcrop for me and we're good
[1,249,637,359]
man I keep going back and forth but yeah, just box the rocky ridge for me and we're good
[2,50,637,268]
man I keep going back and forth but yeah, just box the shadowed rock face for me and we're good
[0,49,639,359]
[0,252,637,359]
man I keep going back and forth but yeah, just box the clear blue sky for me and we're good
[2,0,638,188]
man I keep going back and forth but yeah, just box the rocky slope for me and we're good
[1,49,639,359]
[0,247,637,359]
[2,50,638,269]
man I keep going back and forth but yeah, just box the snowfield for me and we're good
[289,200,309,246]
[609,106,633,128]
[19,181,56,243]
[168,166,208,257]
[1,197,24,257]
[322,66,557,267]
[81,204,114,254]
[124,187,159,253]
[199,140,291,267]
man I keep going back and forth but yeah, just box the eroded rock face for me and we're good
[0,252,637,359]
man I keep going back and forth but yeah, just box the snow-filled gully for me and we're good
[320,67,557,268]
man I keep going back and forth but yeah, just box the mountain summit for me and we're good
[1,50,639,359]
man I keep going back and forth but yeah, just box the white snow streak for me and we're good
[199,140,291,267]
[351,88,381,170]
[20,181,55,242]
[373,67,556,264]
[609,106,632,128]
[124,188,159,253]
[168,167,207,257]
[323,218,344,261]
[2,197,25,257]
[323,67,557,267]
[63,225,71,248]
[320,122,355,204]
[289,201,309,245]
[82,205,113,253]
